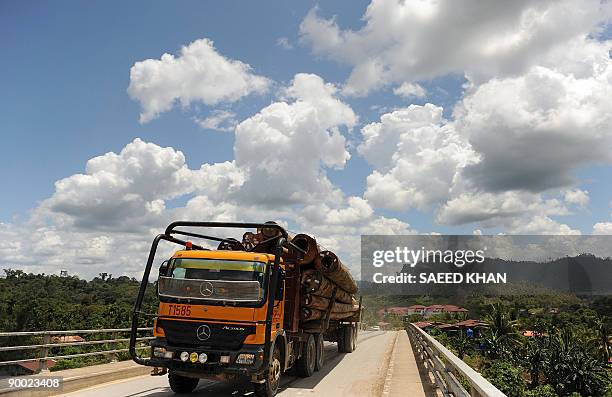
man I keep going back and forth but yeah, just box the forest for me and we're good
[0,269,158,370]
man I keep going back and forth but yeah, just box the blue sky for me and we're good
[2,0,612,277]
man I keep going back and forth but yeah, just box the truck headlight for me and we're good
[180,351,189,362]
[189,352,199,363]
[153,347,173,359]
[236,353,255,365]
[198,353,208,363]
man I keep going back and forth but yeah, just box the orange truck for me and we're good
[129,221,360,396]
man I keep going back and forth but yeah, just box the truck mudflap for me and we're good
[147,338,266,379]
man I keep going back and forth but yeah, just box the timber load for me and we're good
[290,234,360,326]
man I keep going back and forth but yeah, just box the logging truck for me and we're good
[129,221,361,397]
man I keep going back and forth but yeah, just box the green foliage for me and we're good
[482,302,521,361]
[523,384,558,397]
[482,361,527,397]
[544,328,611,397]
[0,269,158,369]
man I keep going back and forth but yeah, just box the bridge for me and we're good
[0,326,505,397]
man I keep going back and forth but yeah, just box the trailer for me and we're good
[129,221,361,396]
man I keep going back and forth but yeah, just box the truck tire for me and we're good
[296,334,316,377]
[314,333,324,371]
[339,325,355,353]
[253,344,282,397]
[337,327,346,353]
[168,371,199,394]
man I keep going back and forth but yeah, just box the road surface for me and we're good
[61,331,397,397]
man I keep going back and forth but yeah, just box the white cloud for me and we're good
[277,37,293,50]
[436,191,569,226]
[195,110,238,132]
[359,104,477,211]
[393,82,426,98]
[506,215,580,235]
[593,222,612,234]
[459,60,612,193]
[300,0,610,94]
[233,73,357,206]
[128,38,271,123]
[564,189,590,208]
[37,138,193,231]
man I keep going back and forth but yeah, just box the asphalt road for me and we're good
[61,331,394,397]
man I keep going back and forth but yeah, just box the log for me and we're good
[291,234,320,265]
[315,251,358,294]
[301,294,359,313]
[301,270,354,304]
[300,307,357,321]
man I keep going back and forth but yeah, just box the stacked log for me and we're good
[291,234,360,326]
[301,270,354,304]
[316,251,358,294]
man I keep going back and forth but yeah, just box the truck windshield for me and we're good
[158,258,267,303]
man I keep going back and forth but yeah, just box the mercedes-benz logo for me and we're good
[196,324,211,341]
[200,281,214,297]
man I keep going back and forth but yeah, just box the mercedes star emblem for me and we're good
[200,281,214,297]
[196,324,211,341]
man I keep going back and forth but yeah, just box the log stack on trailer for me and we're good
[290,234,360,329]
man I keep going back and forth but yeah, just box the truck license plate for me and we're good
[167,304,192,316]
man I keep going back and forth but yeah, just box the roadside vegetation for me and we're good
[0,269,158,371]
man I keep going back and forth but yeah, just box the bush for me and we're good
[524,385,558,397]
[482,361,527,397]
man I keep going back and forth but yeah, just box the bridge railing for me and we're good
[407,323,506,397]
[0,328,153,373]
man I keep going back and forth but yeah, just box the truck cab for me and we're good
[152,250,285,392]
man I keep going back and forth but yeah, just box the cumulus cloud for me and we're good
[593,222,612,234]
[195,110,238,132]
[300,0,610,94]
[436,191,569,226]
[37,139,191,231]
[233,73,357,206]
[128,38,270,123]
[459,62,612,193]
[393,82,426,99]
[276,37,293,50]
[564,189,590,208]
[359,104,477,211]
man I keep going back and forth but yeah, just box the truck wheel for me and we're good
[337,327,346,353]
[339,325,355,353]
[314,333,324,371]
[296,334,316,377]
[168,371,199,394]
[351,325,357,351]
[253,344,282,397]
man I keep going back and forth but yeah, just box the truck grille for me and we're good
[158,319,255,350]
[158,277,263,302]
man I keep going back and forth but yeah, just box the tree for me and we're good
[592,317,611,364]
[482,303,520,360]
[452,333,473,360]
[544,328,611,396]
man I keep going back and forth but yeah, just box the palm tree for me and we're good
[523,334,548,387]
[593,317,611,364]
[452,332,473,359]
[482,303,520,360]
[545,328,610,396]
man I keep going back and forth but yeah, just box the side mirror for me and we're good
[158,260,169,278]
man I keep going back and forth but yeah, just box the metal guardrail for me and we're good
[407,323,506,397]
[0,328,153,372]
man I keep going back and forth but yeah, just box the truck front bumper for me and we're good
[144,338,266,379]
